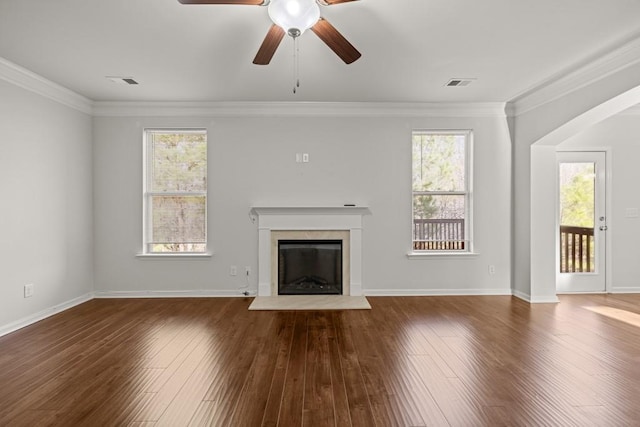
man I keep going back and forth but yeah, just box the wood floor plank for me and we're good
[348,307,427,426]
[4,295,640,425]
[302,312,335,427]
[195,312,274,425]
[274,312,308,426]
[325,313,354,427]
[256,312,300,427]
[330,312,376,427]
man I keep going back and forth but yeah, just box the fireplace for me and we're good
[249,206,370,297]
[278,240,342,295]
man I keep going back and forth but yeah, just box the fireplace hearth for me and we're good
[278,240,342,295]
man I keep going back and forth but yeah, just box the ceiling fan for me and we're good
[177,0,361,66]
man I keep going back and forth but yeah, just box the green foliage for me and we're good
[412,134,465,192]
[412,133,466,219]
[559,164,594,228]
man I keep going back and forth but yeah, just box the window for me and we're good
[412,131,471,252]
[143,129,207,254]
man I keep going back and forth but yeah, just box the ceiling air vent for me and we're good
[446,78,476,87]
[106,76,139,85]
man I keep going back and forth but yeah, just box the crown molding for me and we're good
[509,34,640,117]
[0,56,507,118]
[617,104,640,115]
[91,101,507,118]
[0,57,93,115]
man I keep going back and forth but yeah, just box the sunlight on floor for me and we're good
[584,306,640,328]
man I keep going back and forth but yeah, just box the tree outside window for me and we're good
[144,129,207,253]
[412,131,471,251]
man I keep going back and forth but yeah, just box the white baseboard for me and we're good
[364,288,513,297]
[610,287,640,294]
[93,289,250,298]
[512,289,532,302]
[512,290,560,303]
[0,292,94,338]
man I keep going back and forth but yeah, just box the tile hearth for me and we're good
[248,295,371,311]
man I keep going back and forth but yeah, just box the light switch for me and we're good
[302,153,309,163]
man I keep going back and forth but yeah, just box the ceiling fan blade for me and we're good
[253,24,286,65]
[320,0,359,4]
[311,18,361,64]
[177,0,265,5]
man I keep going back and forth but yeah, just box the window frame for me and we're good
[410,130,473,255]
[142,128,209,256]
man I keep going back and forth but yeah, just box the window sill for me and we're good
[136,253,213,260]
[406,251,479,259]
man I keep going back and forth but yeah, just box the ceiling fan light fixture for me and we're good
[268,0,320,36]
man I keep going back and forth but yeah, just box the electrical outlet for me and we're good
[488,265,496,275]
[230,265,237,276]
[302,153,309,163]
[24,283,34,298]
[245,266,251,276]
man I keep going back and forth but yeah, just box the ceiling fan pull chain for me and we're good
[292,36,300,94]
[296,36,300,90]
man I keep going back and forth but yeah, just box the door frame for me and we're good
[555,147,613,293]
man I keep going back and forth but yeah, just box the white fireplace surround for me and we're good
[249,206,370,297]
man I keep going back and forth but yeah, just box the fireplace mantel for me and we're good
[250,206,371,221]
[250,205,370,297]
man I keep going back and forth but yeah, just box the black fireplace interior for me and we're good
[278,240,342,295]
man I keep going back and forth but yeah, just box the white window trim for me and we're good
[136,253,212,259]
[141,128,209,256]
[406,251,479,259]
[409,129,474,256]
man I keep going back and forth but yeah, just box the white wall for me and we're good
[93,111,512,296]
[0,79,93,330]
[560,112,640,292]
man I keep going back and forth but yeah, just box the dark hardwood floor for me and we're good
[2,294,640,426]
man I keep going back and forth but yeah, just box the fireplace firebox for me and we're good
[278,240,342,295]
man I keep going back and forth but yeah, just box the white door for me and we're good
[556,151,607,293]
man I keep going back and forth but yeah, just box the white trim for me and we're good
[617,105,640,115]
[364,288,512,297]
[92,101,508,118]
[136,253,213,260]
[406,251,479,259]
[510,35,640,116]
[530,295,561,304]
[512,290,531,302]
[249,205,370,220]
[0,57,93,115]
[512,290,560,303]
[610,287,640,294]
[93,290,244,298]
[0,293,94,338]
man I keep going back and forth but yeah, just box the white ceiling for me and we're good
[1,0,640,103]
